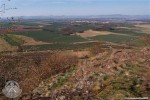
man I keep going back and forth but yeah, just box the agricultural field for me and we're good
[90,34,135,43]
[11,31,87,43]
[135,24,150,34]
[0,19,149,51]
[3,20,148,50]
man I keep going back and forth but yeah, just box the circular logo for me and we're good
[2,81,22,98]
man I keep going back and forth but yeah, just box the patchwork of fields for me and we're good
[1,20,149,51]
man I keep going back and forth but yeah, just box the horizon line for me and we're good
[1,14,150,17]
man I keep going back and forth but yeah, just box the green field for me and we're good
[109,30,147,36]
[11,31,88,43]
[23,43,96,51]
[0,23,13,28]
[43,23,96,33]
[3,34,24,46]
[18,22,39,26]
[2,21,148,51]
[90,34,135,43]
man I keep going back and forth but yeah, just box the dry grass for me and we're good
[76,30,113,38]
[0,37,16,52]
[135,24,150,29]
[23,42,52,46]
[135,24,150,34]
[0,52,78,94]
[14,35,51,46]
[14,35,36,43]
[76,30,131,38]
[89,42,105,55]
[140,35,150,46]
[71,51,90,59]
[32,46,150,99]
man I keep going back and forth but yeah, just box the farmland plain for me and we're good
[1,20,146,51]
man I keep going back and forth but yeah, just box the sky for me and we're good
[0,0,150,17]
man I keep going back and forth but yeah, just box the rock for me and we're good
[45,91,51,97]
[59,96,66,100]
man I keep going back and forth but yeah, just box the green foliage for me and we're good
[129,78,143,96]
[103,74,110,81]
[19,22,39,26]
[3,34,24,46]
[89,43,104,55]
[0,23,13,28]
[113,83,124,90]
[109,30,147,36]
[11,31,87,43]
[50,65,77,89]
[23,42,96,51]
[44,22,95,33]
[113,66,118,71]
[129,39,146,46]
[119,70,125,76]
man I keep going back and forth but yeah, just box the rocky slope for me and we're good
[31,47,150,100]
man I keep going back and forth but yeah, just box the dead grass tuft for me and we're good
[0,52,78,94]
[141,35,150,46]
[89,43,104,55]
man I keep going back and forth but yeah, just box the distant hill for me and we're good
[20,15,150,20]
[1,15,150,20]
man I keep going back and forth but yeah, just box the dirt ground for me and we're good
[31,46,150,99]
[34,22,51,26]
[14,25,42,32]
[135,24,150,34]
[115,27,134,30]
[76,30,131,38]
[23,42,52,46]
[73,40,100,44]
[0,37,16,52]
[71,51,90,58]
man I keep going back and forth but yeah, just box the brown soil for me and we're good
[14,35,52,46]
[73,40,100,44]
[32,46,150,99]
[23,42,52,46]
[14,25,42,32]
[135,24,150,34]
[71,51,90,58]
[76,30,132,38]
[35,22,51,26]
[0,37,16,52]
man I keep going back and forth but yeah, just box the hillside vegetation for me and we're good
[0,20,150,99]
[0,44,149,99]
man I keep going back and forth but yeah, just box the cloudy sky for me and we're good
[1,0,150,17]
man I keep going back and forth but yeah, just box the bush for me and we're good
[40,52,78,79]
[141,35,150,46]
[0,52,78,94]
[89,42,104,55]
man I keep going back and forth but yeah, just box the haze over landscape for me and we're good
[1,0,150,17]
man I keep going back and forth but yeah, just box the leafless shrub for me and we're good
[89,43,104,55]
[141,35,150,46]
[40,53,78,79]
[0,52,78,94]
